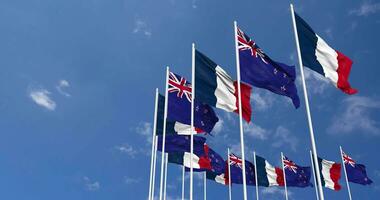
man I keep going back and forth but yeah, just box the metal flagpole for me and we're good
[159,67,170,200]
[289,4,325,200]
[233,20,248,200]
[340,146,353,200]
[281,152,289,200]
[164,153,168,200]
[149,89,159,200]
[310,150,319,200]
[253,151,259,200]
[228,148,232,200]
[204,172,207,200]
[190,43,195,200]
[182,165,185,200]
[152,136,159,200]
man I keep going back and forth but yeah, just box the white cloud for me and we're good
[261,187,292,197]
[251,90,275,111]
[124,177,141,184]
[56,79,71,97]
[83,176,100,191]
[29,88,56,111]
[350,1,380,16]
[272,126,298,152]
[192,0,197,9]
[244,123,269,140]
[328,96,380,135]
[301,67,330,95]
[136,122,153,143]
[324,28,333,39]
[133,19,152,37]
[212,119,224,135]
[115,143,138,158]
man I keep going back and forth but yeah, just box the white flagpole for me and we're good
[289,4,325,200]
[149,89,159,200]
[190,43,195,200]
[159,67,170,200]
[182,165,185,200]
[309,150,319,200]
[233,20,248,200]
[228,148,232,200]
[253,151,259,200]
[340,146,353,200]
[281,152,289,200]
[164,153,168,200]
[152,136,159,200]
[204,172,207,200]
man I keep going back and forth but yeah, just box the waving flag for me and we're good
[206,171,228,185]
[342,151,373,185]
[167,72,219,133]
[226,154,255,185]
[282,155,312,187]
[255,155,284,187]
[157,135,206,153]
[182,144,226,174]
[237,27,300,108]
[156,94,204,135]
[294,12,357,94]
[317,157,342,191]
[168,144,213,171]
[195,49,252,122]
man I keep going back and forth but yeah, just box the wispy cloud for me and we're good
[29,88,56,111]
[124,177,141,184]
[244,123,269,140]
[251,90,275,111]
[191,0,198,9]
[115,143,138,158]
[83,176,100,191]
[350,1,380,16]
[261,187,293,197]
[132,19,152,37]
[301,67,330,95]
[212,119,224,135]
[328,96,380,135]
[272,126,298,152]
[136,122,153,143]
[56,79,71,97]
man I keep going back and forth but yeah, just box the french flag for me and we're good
[195,49,252,122]
[295,12,357,95]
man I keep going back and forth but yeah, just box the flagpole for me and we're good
[159,67,170,200]
[234,20,248,200]
[152,135,159,200]
[281,152,289,200]
[228,148,232,200]
[340,146,353,200]
[190,42,195,200]
[253,151,259,200]
[309,150,319,200]
[289,4,325,200]
[149,89,159,200]
[182,165,185,200]
[163,153,168,200]
[204,172,207,200]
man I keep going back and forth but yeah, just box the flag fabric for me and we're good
[167,72,219,133]
[226,153,256,185]
[255,155,284,187]
[168,144,212,171]
[294,12,357,95]
[184,144,226,174]
[342,151,373,185]
[157,135,206,153]
[206,171,228,185]
[317,157,342,191]
[237,27,300,108]
[157,94,204,135]
[282,155,312,187]
[195,49,252,122]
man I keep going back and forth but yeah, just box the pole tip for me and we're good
[155,88,158,92]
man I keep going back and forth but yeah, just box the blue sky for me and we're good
[0,0,379,199]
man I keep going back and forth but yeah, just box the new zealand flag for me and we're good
[342,151,373,185]
[283,156,312,187]
[157,135,206,153]
[226,154,256,185]
[167,72,219,133]
[237,27,300,108]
